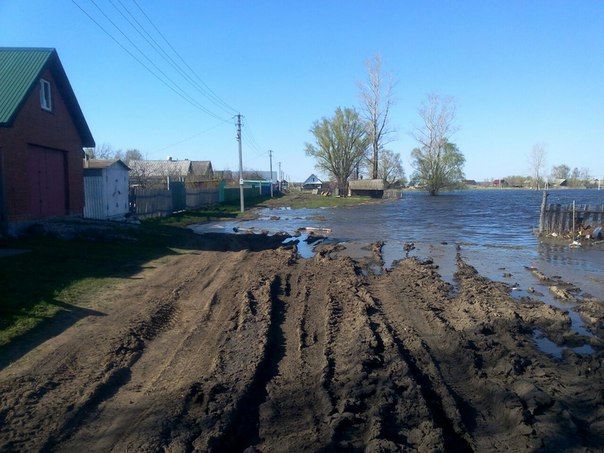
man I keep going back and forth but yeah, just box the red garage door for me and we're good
[27,145,67,218]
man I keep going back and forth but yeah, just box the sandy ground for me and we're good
[0,233,602,452]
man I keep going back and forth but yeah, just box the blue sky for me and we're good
[1,1,603,181]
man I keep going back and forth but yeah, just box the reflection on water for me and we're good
[533,329,595,360]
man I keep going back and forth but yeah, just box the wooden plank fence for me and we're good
[186,188,219,209]
[130,188,172,219]
[539,192,604,235]
[130,187,219,219]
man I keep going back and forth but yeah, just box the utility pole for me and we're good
[236,114,244,212]
[269,150,274,198]
[278,161,282,192]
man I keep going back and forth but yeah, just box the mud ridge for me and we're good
[205,275,287,452]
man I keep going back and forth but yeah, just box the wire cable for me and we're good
[72,0,231,123]
[131,0,238,115]
[153,120,227,153]
[109,0,235,117]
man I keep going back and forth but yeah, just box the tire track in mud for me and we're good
[257,266,336,451]
[0,273,193,451]
[209,274,287,451]
[374,257,604,451]
[1,242,602,451]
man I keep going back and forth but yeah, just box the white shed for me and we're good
[83,159,130,220]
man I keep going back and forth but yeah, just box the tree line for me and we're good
[305,55,465,195]
[519,143,596,189]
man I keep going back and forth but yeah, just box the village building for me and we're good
[492,179,509,188]
[550,178,568,187]
[83,159,130,220]
[302,174,323,190]
[0,48,95,234]
[128,158,213,188]
[348,179,385,198]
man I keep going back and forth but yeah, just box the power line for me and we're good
[153,120,227,153]
[87,0,229,122]
[130,0,238,115]
[72,0,230,123]
[241,128,265,157]
[108,0,236,117]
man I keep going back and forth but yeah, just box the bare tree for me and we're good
[551,164,570,180]
[378,149,405,186]
[358,54,396,179]
[411,94,464,195]
[529,143,547,189]
[84,142,116,160]
[123,149,143,164]
[305,108,370,193]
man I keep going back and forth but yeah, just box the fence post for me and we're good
[539,191,548,234]
[572,200,576,238]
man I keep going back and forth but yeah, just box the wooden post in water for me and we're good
[539,191,548,234]
[572,200,576,239]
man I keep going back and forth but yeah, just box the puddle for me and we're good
[282,234,322,259]
[382,241,459,290]
[533,329,595,360]
[533,330,564,360]
[460,246,595,339]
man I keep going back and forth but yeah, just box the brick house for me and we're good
[0,48,95,234]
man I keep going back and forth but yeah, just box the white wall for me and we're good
[104,164,129,218]
[84,164,129,220]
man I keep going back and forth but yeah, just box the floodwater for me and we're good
[191,189,603,352]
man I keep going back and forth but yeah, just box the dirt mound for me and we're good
[0,235,602,451]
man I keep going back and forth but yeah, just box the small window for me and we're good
[40,79,52,111]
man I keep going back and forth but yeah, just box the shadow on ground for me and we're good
[0,221,287,369]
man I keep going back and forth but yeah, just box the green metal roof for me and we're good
[0,47,95,147]
[0,48,54,124]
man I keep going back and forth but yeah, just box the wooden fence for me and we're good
[539,193,604,235]
[131,187,219,219]
[186,188,219,209]
[130,188,173,219]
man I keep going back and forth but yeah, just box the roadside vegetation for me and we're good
[0,219,207,349]
[260,191,383,209]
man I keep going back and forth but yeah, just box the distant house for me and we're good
[493,179,509,188]
[464,179,478,186]
[551,178,568,187]
[215,170,277,187]
[302,174,323,190]
[83,159,130,220]
[0,48,95,234]
[348,179,385,198]
[128,158,213,188]
[214,169,235,183]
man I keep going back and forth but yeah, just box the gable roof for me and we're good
[303,173,322,185]
[190,160,213,176]
[129,159,192,177]
[348,179,385,190]
[84,159,130,171]
[0,47,95,147]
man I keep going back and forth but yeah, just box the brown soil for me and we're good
[0,234,602,452]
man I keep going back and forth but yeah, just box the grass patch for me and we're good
[260,192,382,209]
[145,195,274,227]
[0,223,189,348]
[0,192,372,349]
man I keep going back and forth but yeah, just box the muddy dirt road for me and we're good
[0,234,602,451]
